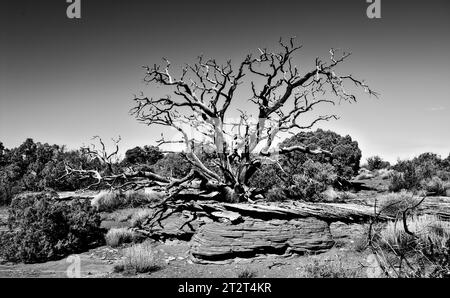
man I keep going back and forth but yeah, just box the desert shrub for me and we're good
[321,187,341,202]
[413,153,443,181]
[0,139,111,205]
[380,215,450,256]
[248,163,285,190]
[421,176,449,196]
[355,168,375,180]
[370,195,450,277]
[123,190,162,207]
[388,171,405,192]
[130,208,154,227]
[237,268,257,278]
[122,145,163,166]
[114,241,161,274]
[91,190,162,212]
[152,153,191,179]
[367,156,390,171]
[279,129,362,179]
[265,187,288,202]
[286,175,325,202]
[377,191,419,218]
[390,153,450,192]
[302,258,358,278]
[353,232,369,252]
[388,169,420,192]
[376,168,393,180]
[285,160,337,202]
[339,191,357,201]
[0,192,104,263]
[105,228,136,248]
[302,160,337,184]
[91,190,122,211]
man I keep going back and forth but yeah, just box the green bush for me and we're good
[421,176,449,196]
[265,187,288,202]
[287,175,326,202]
[389,164,420,192]
[388,171,409,192]
[367,156,390,171]
[151,153,191,179]
[284,160,336,202]
[413,153,443,181]
[122,145,163,166]
[248,163,286,191]
[0,138,106,205]
[279,129,361,179]
[390,153,450,192]
[0,192,104,263]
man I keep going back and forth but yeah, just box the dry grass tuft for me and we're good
[380,214,450,254]
[130,208,154,228]
[236,268,257,278]
[377,191,419,218]
[91,190,163,212]
[105,228,135,248]
[91,190,122,212]
[114,241,161,274]
[301,258,359,278]
[339,191,357,201]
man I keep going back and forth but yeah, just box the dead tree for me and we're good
[65,38,377,203]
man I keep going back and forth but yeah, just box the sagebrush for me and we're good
[0,192,104,263]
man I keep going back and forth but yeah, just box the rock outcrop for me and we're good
[190,217,334,263]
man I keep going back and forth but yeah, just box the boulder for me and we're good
[190,217,334,263]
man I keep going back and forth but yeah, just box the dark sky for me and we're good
[1,0,449,162]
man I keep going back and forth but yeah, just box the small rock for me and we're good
[165,256,176,263]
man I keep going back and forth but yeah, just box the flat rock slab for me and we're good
[190,217,334,263]
[215,201,394,223]
[329,221,366,241]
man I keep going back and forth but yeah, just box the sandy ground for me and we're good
[0,238,371,278]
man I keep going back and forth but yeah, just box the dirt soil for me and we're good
[0,237,371,278]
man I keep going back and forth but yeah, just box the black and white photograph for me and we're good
[1,0,450,284]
